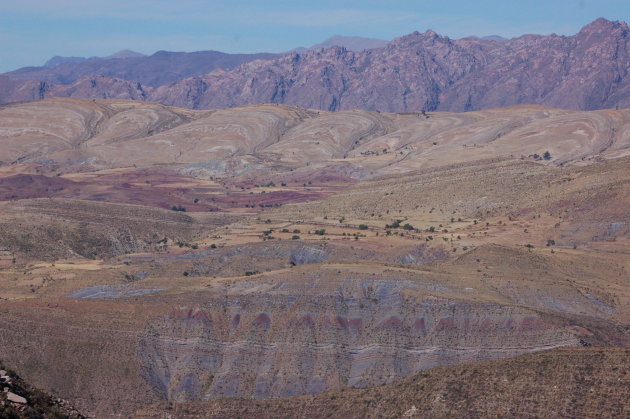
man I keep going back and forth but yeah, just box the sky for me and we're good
[0,0,628,73]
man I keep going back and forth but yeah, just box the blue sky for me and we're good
[0,0,628,72]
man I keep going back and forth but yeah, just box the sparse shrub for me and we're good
[171,205,187,212]
[210,244,217,249]
[314,229,326,235]
[386,220,402,229]
[292,235,300,240]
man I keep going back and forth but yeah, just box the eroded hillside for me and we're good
[137,347,630,418]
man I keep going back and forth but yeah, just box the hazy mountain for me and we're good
[481,34,509,42]
[43,56,87,68]
[7,49,281,87]
[461,34,509,43]
[104,49,146,59]
[307,35,389,51]
[42,50,145,68]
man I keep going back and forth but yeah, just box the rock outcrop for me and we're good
[0,361,83,417]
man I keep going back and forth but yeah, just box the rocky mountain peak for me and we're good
[580,17,626,32]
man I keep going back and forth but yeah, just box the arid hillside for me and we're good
[1,98,629,178]
[0,359,83,418]
[0,98,628,417]
[136,347,630,418]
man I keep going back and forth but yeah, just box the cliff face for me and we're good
[150,32,490,112]
[2,19,629,112]
[138,277,576,401]
[439,18,630,111]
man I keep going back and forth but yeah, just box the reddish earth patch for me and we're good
[0,174,82,200]
[436,317,456,331]
[379,316,403,328]
[231,314,241,329]
[521,316,546,331]
[252,313,271,329]
[0,166,352,213]
[414,318,426,333]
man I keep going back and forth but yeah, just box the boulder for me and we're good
[7,391,27,404]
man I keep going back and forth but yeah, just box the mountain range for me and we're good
[0,18,629,112]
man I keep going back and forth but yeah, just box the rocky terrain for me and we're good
[0,98,627,416]
[1,18,630,112]
[137,347,630,418]
[0,360,83,418]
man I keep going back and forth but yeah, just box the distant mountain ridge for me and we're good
[7,49,281,87]
[43,50,147,68]
[293,35,390,52]
[1,18,629,112]
[44,56,86,68]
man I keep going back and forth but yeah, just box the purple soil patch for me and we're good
[0,174,83,200]
[65,284,162,299]
[252,313,271,329]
